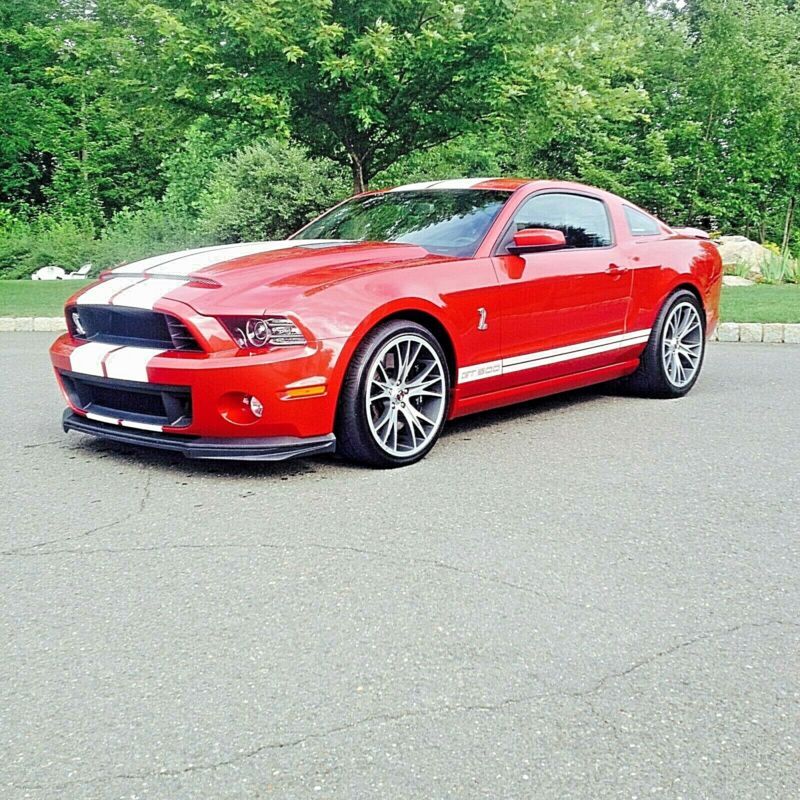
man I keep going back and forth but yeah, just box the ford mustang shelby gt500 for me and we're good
[50,178,722,467]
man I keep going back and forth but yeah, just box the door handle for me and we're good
[606,263,628,275]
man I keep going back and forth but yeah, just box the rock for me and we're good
[762,323,784,343]
[784,324,800,344]
[722,275,755,287]
[0,317,15,332]
[715,235,773,276]
[717,322,740,342]
[739,323,763,342]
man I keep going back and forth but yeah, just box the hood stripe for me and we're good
[109,277,188,310]
[76,276,142,306]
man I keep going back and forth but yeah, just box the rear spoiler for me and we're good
[673,227,711,240]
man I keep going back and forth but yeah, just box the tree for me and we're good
[134,0,524,192]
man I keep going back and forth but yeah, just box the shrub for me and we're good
[758,251,800,284]
[91,200,211,271]
[197,140,349,242]
[0,213,96,278]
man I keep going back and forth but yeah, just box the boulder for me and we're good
[722,275,754,287]
[715,236,773,276]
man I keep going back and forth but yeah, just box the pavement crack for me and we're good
[0,537,604,613]
[570,618,796,698]
[13,696,550,791]
[1,473,154,555]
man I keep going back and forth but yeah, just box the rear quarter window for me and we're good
[624,206,662,237]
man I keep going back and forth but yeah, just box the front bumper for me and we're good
[63,410,336,461]
[50,330,345,441]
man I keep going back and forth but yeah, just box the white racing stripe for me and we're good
[110,277,187,310]
[119,419,163,432]
[104,347,165,383]
[86,411,120,426]
[85,412,164,433]
[69,342,120,376]
[390,178,497,192]
[76,276,142,305]
[458,329,651,385]
[112,239,337,277]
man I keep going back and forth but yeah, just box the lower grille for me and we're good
[59,371,192,428]
[69,306,202,351]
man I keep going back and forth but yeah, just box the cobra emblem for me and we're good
[477,307,488,331]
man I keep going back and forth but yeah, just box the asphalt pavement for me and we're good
[2,334,798,800]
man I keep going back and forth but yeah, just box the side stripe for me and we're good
[458,329,651,385]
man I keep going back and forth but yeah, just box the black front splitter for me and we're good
[62,410,336,461]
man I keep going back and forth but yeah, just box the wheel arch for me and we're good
[670,281,706,323]
[329,302,459,416]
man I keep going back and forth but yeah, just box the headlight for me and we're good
[220,316,307,349]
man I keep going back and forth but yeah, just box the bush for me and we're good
[758,251,800,284]
[0,213,96,278]
[197,140,349,242]
[91,200,211,271]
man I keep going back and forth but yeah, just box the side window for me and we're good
[509,193,613,249]
[624,206,662,236]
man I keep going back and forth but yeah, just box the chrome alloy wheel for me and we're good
[661,301,703,388]
[365,333,447,457]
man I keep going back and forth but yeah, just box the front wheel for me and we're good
[336,321,451,468]
[624,289,706,398]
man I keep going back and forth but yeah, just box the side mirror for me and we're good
[508,228,567,255]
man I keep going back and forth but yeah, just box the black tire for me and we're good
[335,320,451,468]
[623,289,706,398]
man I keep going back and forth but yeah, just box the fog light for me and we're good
[248,395,263,418]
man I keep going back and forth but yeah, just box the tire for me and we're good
[624,289,706,398]
[336,320,451,468]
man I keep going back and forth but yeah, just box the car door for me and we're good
[491,191,633,388]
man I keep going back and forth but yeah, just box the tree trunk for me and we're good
[781,195,795,254]
[349,153,367,194]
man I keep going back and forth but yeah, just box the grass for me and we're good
[720,284,800,323]
[0,278,798,323]
[0,279,92,316]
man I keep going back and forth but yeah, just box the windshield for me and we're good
[293,189,511,257]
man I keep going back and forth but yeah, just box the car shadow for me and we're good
[443,382,617,437]
[62,383,625,477]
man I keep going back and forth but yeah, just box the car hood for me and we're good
[160,240,452,315]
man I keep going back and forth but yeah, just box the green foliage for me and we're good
[0,213,95,278]
[134,0,523,191]
[91,201,210,271]
[758,252,800,285]
[197,140,349,242]
[1,0,800,277]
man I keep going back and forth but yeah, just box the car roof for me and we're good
[383,178,621,198]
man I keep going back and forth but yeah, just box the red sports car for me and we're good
[50,178,722,467]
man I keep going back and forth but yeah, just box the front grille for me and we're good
[68,306,202,351]
[59,371,192,428]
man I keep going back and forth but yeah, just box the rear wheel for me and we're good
[625,289,706,398]
[336,320,450,467]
